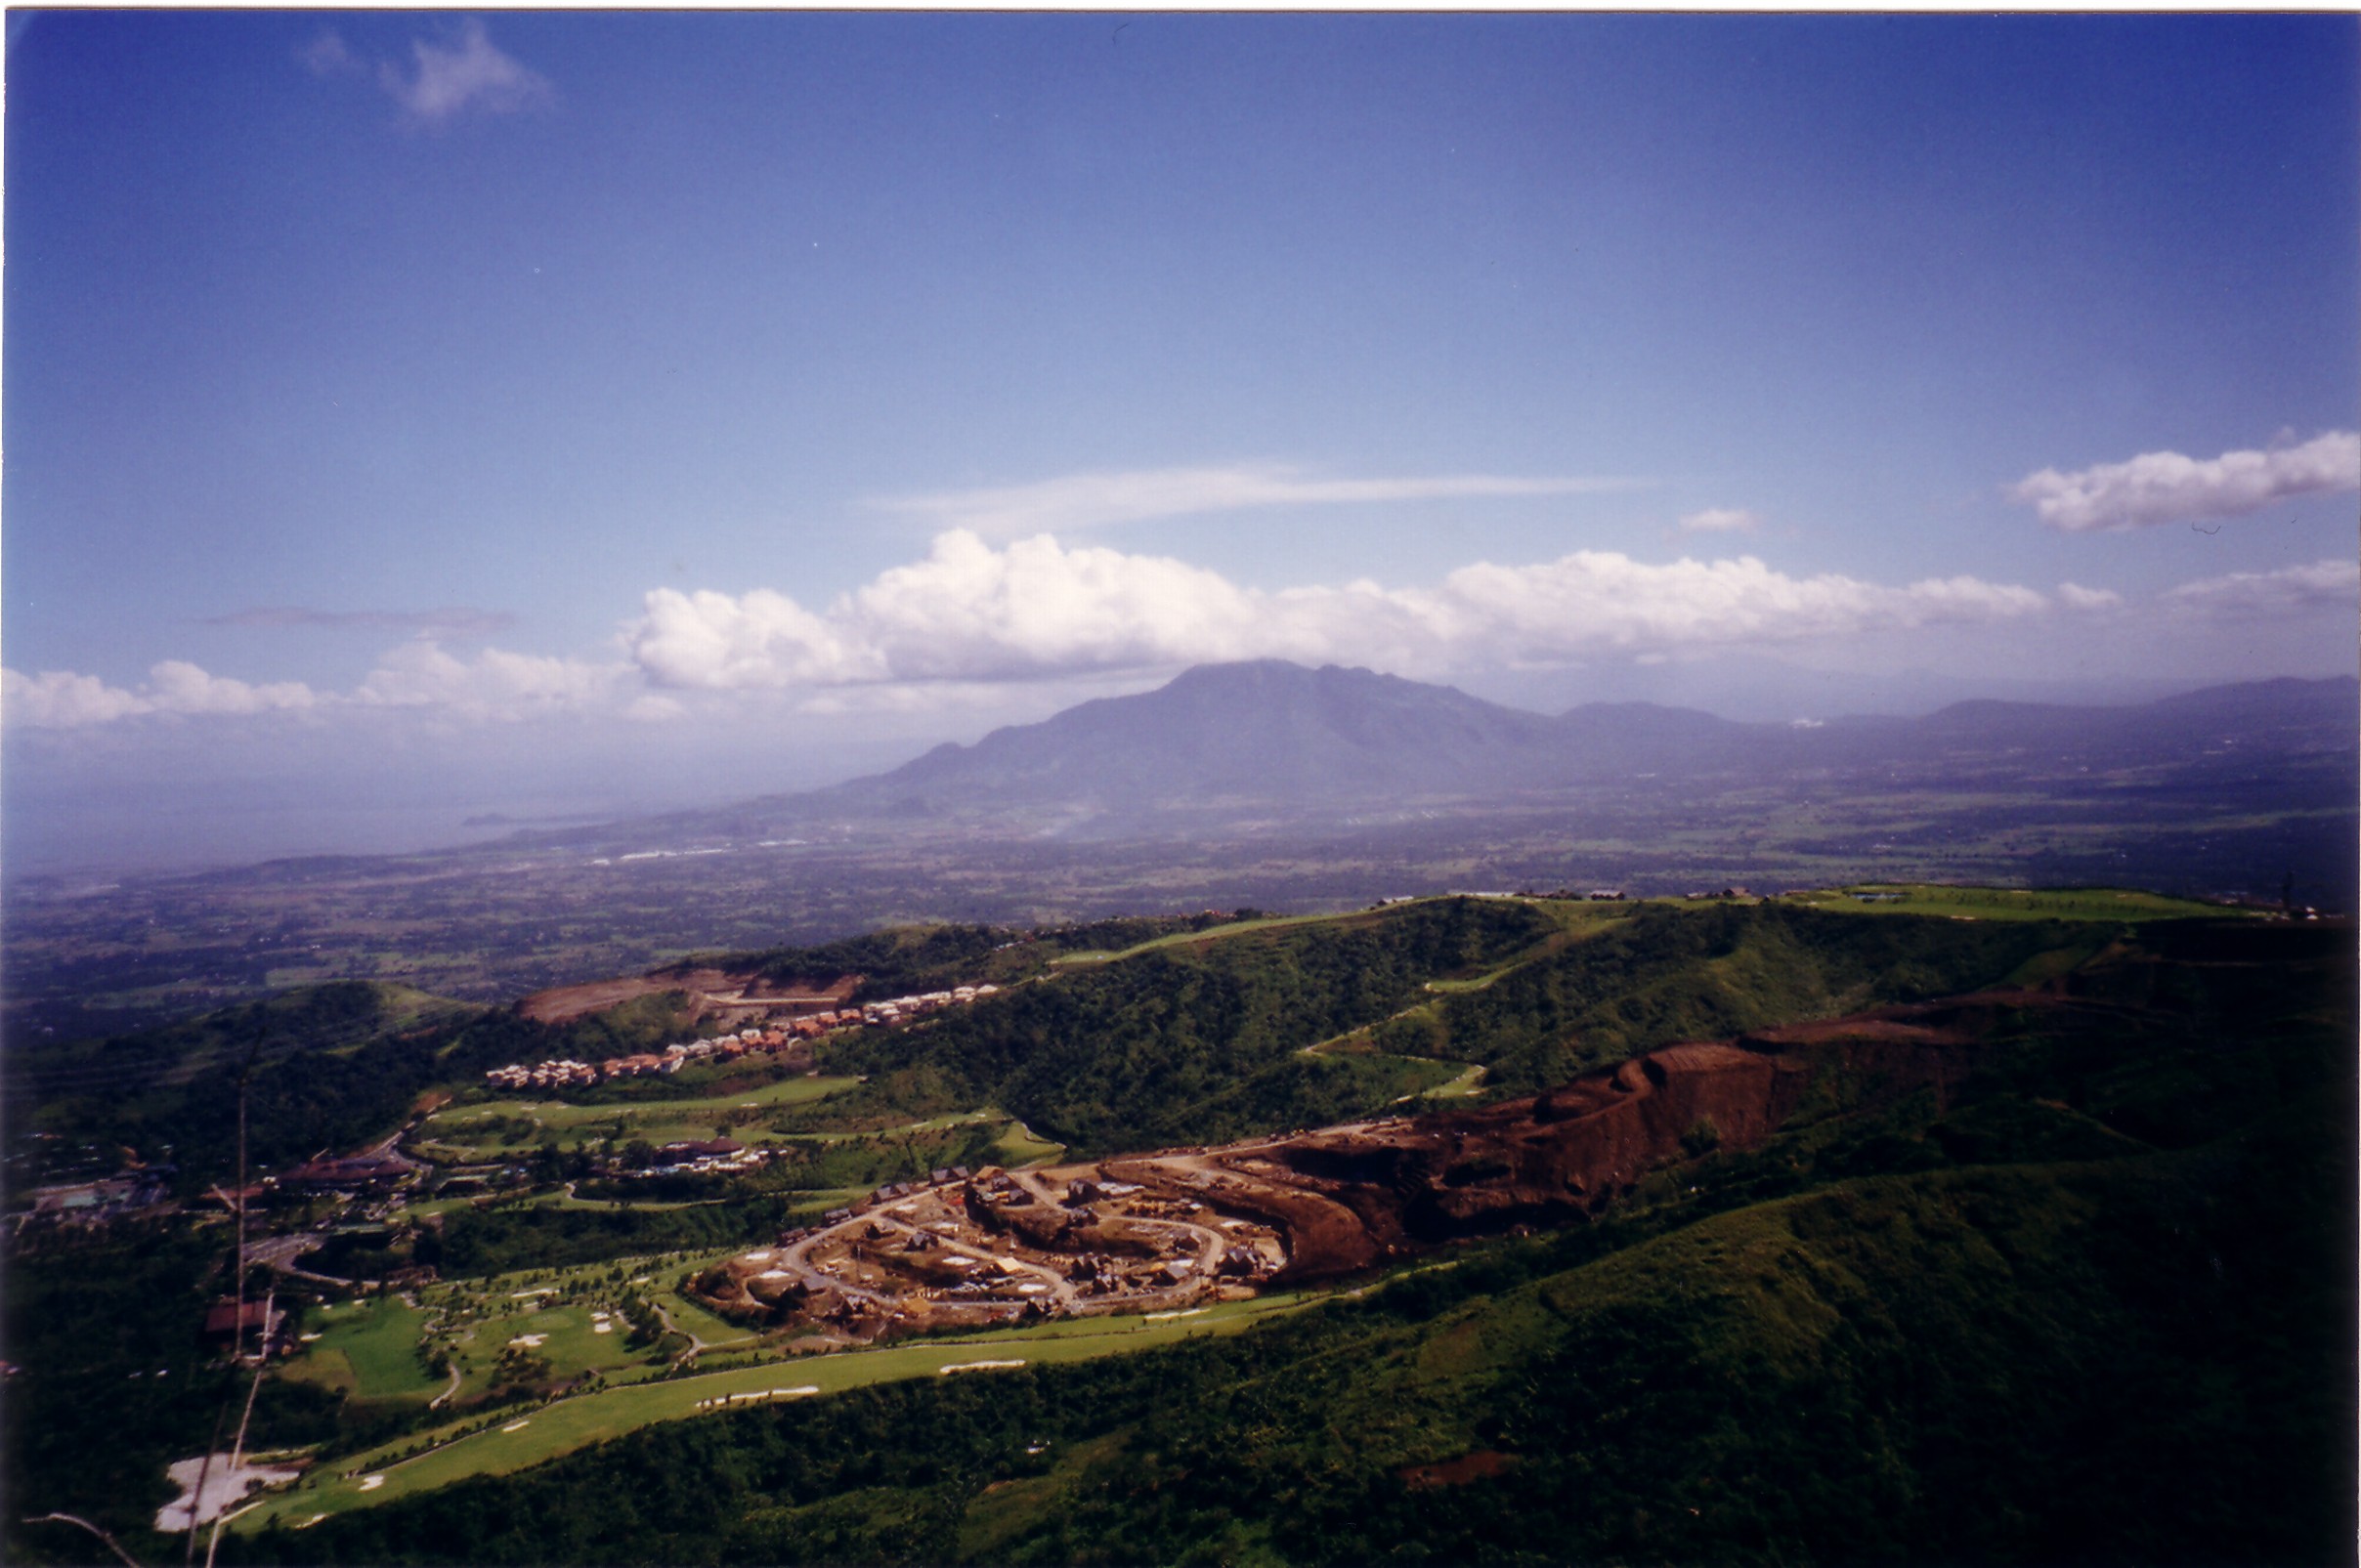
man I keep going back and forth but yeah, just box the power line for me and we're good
[22,1513,145,1568]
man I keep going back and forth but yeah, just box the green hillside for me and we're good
[816,895,1561,1154]
[219,912,2353,1567]
[10,895,2347,1568]
[1361,899,2096,1094]
[8,981,494,1180]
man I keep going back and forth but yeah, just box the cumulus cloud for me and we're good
[625,530,2055,692]
[2161,558,2361,617]
[354,642,624,721]
[2010,431,2361,532]
[202,606,516,636]
[378,19,551,125]
[4,669,155,729]
[4,662,320,729]
[2056,582,2125,611]
[146,661,319,717]
[872,464,1643,539]
[1677,507,1760,534]
[5,643,618,731]
[1430,556,2046,660]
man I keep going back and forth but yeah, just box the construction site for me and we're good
[694,1160,1286,1336]
[689,987,2045,1341]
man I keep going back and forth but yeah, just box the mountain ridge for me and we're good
[794,659,2355,821]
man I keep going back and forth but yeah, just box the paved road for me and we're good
[780,1171,1241,1318]
[647,1299,706,1365]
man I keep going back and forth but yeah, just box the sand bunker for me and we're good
[156,1456,304,1532]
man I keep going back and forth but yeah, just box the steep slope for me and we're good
[230,915,2355,1568]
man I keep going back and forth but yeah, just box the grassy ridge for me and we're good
[230,1137,2351,1566]
[1367,900,2112,1094]
[819,896,1562,1154]
[241,1294,1309,1532]
[212,915,2353,1566]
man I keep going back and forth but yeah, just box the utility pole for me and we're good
[185,1057,259,1567]
[233,1068,249,1363]
[202,1300,272,1568]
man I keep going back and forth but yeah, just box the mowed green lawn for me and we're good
[444,1299,649,1402]
[242,1294,1309,1531]
[1781,884,2242,922]
[286,1297,445,1403]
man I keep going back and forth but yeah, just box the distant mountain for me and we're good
[813,660,2355,820]
[532,660,2353,851]
[864,660,1574,807]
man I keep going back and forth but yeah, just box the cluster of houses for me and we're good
[859,984,999,1026]
[480,981,1007,1092]
[482,1026,799,1091]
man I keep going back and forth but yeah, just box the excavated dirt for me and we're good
[1096,992,2100,1284]
[516,967,859,1025]
[1398,1451,1520,1490]
[516,976,685,1025]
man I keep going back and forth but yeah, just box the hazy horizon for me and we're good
[3,657,2331,880]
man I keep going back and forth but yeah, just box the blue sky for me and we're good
[6,12,2357,871]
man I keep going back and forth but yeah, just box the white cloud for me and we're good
[378,20,551,125]
[6,642,625,732]
[2056,582,2125,611]
[626,530,2056,692]
[847,530,1277,679]
[2010,431,2361,532]
[4,669,155,729]
[1677,507,1760,534]
[146,661,319,717]
[629,587,880,691]
[3,661,319,729]
[1428,555,2045,660]
[2161,558,2361,617]
[872,464,1643,539]
[354,642,624,720]
[30,548,2323,737]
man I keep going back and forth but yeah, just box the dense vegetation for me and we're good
[3,1220,341,1561]
[1368,899,2102,1093]
[433,1200,801,1279]
[703,910,1263,999]
[8,903,2351,1566]
[7,983,509,1184]
[222,917,2355,1567]
[820,897,1557,1153]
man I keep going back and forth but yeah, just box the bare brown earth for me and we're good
[515,975,685,1025]
[710,989,2113,1340]
[1398,1451,1519,1490]
[1103,992,2099,1284]
[515,967,858,1025]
